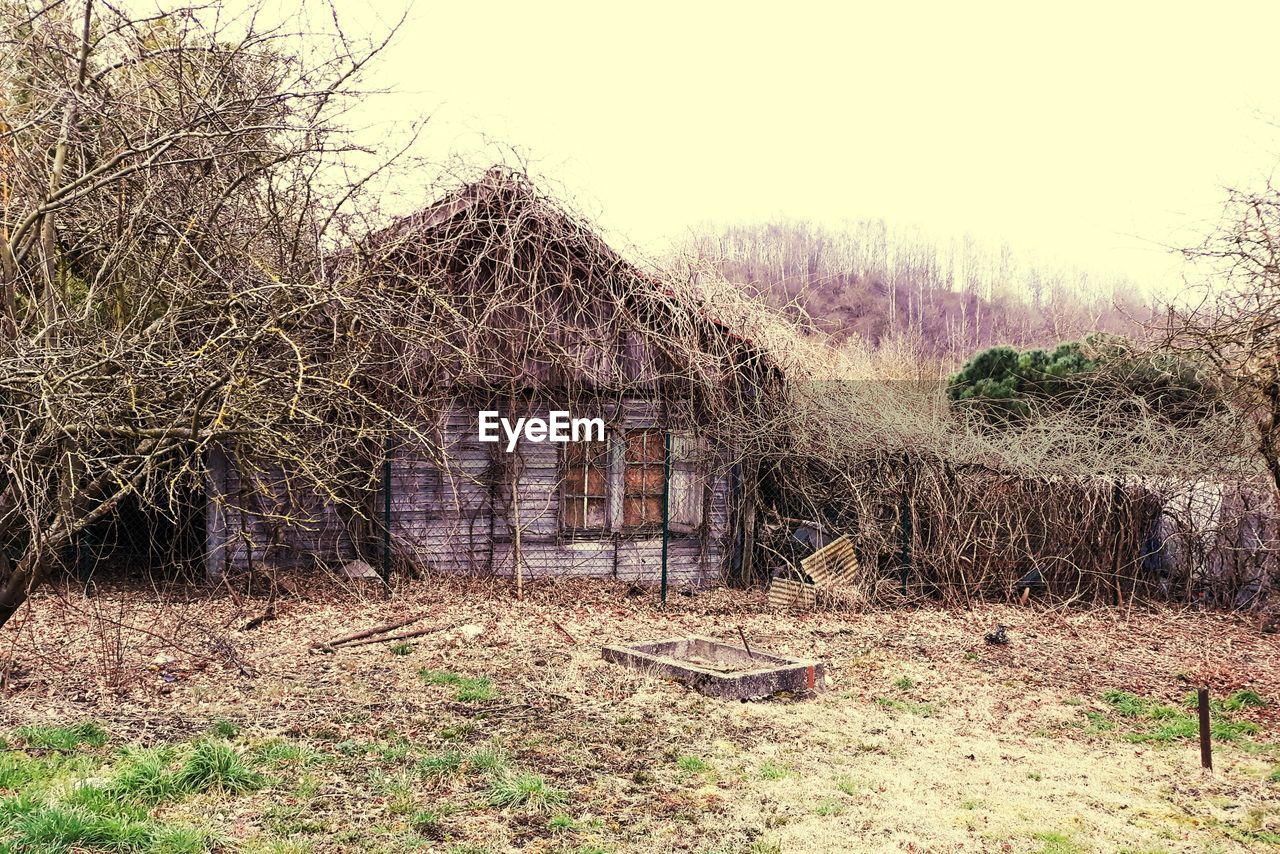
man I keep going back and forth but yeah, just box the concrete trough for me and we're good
[601,635,824,700]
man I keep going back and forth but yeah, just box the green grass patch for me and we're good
[1083,711,1114,733]
[0,779,212,853]
[1180,689,1269,713]
[1101,690,1149,718]
[1223,689,1266,710]
[0,753,44,790]
[418,669,497,702]
[417,750,464,780]
[11,722,108,752]
[149,824,213,854]
[410,807,452,838]
[1128,717,1259,744]
[251,739,325,769]
[466,746,508,776]
[1095,689,1264,745]
[106,746,186,805]
[0,750,102,794]
[0,733,278,852]
[372,738,414,763]
[812,799,844,816]
[835,776,863,796]
[205,719,238,740]
[174,742,263,795]
[758,760,788,781]
[389,641,414,656]
[1032,830,1085,854]
[455,679,497,703]
[675,755,710,773]
[438,723,476,743]
[486,772,567,811]
[8,802,149,852]
[381,775,418,817]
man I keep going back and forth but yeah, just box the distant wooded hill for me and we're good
[684,220,1162,361]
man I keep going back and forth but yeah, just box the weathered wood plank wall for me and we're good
[206,395,732,586]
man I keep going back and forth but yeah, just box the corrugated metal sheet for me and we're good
[801,535,860,588]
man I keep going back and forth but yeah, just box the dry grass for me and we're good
[0,575,1277,852]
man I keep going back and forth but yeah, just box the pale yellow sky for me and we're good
[331,0,1280,290]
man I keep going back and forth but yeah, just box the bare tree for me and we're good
[1169,180,1280,493]
[0,0,413,628]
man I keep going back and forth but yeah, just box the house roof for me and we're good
[359,167,769,357]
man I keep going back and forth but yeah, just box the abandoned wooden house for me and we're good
[203,170,773,587]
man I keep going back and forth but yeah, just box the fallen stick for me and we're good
[338,621,463,649]
[241,606,275,632]
[547,618,577,645]
[313,614,424,650]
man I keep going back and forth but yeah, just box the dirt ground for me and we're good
[0,574,1277,853]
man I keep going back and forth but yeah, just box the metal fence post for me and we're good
[382,434,392,594]
[899,452,912,595]
[77,533,93,597]
[1198,688,1213,772]
[661,429,671,607]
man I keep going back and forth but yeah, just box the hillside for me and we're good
[685,220,1163,361]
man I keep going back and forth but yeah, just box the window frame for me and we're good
[667,433,709,535]
[622,427,667,533]
[558,437,612,536]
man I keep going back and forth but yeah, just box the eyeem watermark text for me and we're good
[478,411,605,452]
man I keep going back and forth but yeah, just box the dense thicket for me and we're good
[0,0,419,627]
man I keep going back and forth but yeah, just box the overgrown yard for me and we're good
[0,578,1277,852]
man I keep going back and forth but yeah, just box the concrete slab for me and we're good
[601,635,825,700]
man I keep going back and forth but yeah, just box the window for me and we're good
[624,429,665,529]
[668,434,707,533]
[559,428,710,536]
[560,439,609,532]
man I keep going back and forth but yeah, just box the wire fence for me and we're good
[61,435,1278,614]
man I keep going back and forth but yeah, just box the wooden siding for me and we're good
[210,447,358,576]
[207,396,732,585]
[380,403,493,574]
